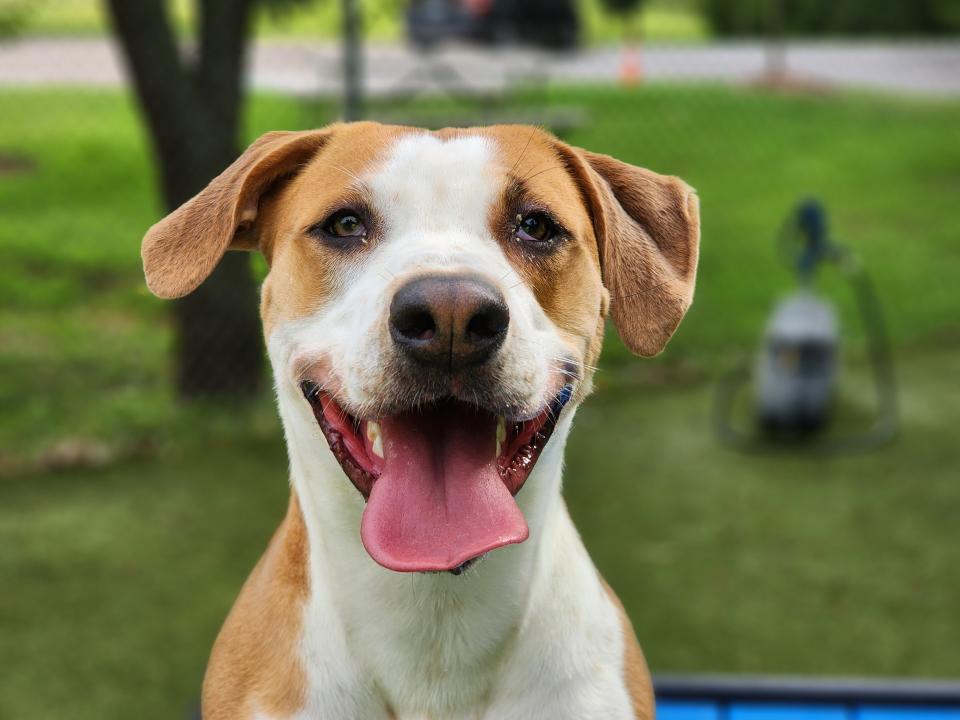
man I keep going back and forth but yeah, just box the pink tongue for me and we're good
[360,403,529,573]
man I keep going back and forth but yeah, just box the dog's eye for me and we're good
[308,209,370,249]
[324,210,366,239]
[515,213,556,245]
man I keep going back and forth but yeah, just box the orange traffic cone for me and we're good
[619,45,643,86]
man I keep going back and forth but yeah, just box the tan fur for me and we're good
[143,122,697,355]
[142,129,335,299]
[483,127,608,376]
[255,122,415,336]
[202,494,310,719]
[552,144,700,357]
[140,122,699,718]
[602,578,656,720]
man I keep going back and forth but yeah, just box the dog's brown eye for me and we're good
[309,209,370,249]
[325,211,366,238]
[516,213,556,244]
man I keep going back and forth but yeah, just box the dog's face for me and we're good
[142,122,699,574]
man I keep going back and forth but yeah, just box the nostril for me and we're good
[393,307,436,342]
[390,275,508,367]
[466,303,509,344]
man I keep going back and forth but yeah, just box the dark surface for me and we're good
[655,675,960,706]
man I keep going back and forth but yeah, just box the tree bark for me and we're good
[341,0,363,121]
[105,0,263,399]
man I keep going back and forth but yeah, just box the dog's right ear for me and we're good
[142,128,335,299]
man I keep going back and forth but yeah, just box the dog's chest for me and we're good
[287,515,636,720]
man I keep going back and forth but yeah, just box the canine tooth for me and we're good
[367,421,384,459]
[496,416,506,457]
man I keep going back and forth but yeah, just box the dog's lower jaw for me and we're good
[254,371,641,719]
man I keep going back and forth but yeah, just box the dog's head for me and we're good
[142,122,699,574]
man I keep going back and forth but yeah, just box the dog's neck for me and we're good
[276,382,579,713]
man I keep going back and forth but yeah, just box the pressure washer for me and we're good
[713,199,898,453]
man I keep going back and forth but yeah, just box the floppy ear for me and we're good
[562,147,700,357]
[142,128,335,299]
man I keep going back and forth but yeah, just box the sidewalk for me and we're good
[2,38,958,97]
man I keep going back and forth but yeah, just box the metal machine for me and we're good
[714,200,898,452]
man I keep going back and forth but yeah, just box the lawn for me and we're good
[1,85,959,718]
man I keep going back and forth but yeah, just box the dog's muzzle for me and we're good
[389,272,509,372]
[297,271,574,576]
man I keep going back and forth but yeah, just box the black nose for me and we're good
[389,274,509,371]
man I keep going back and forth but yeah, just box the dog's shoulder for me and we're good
[600,576,655,720]
[202,495,310,720]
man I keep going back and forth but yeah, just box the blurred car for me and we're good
[406,0,580,50]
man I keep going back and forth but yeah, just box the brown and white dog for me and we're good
[141,122,699,720]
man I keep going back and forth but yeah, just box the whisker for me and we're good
[508,126,539,178]
[498,268,517,284]
[318,163,365,185]
[520,165,564,183]
[543,355,601,374]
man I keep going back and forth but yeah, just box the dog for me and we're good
[140,122,699,720]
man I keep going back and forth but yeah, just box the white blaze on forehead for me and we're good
[269,128,572,423]
[367,133,500,242]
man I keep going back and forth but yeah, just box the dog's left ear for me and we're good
[559,146,700,357]
[142,128,335,299]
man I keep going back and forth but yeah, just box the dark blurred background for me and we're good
[1,1,958,717]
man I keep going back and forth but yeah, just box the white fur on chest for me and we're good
[262,132,635,719]
[275,402,634,720]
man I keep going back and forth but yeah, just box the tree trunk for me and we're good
[105,0,263,399]
[341,0,364,121]
[163,139,263,399]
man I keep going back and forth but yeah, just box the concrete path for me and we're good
[1,37,958,98]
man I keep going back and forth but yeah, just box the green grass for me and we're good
[568,349,960,676]
[10,0,708,43]
[552,85,960,363]
[3,352,958,720]
[1,85,959,717]
[0,436,289,718]
[4,85,959,468]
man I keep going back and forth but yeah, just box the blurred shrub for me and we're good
[600,0,646,17]
[0,0,30,38]
[704,0,960,36]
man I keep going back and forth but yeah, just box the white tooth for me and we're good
[496,416,506,457]
[367,421,384,459]
[496,439,502,458]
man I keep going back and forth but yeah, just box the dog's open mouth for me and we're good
[300,382,572,573]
